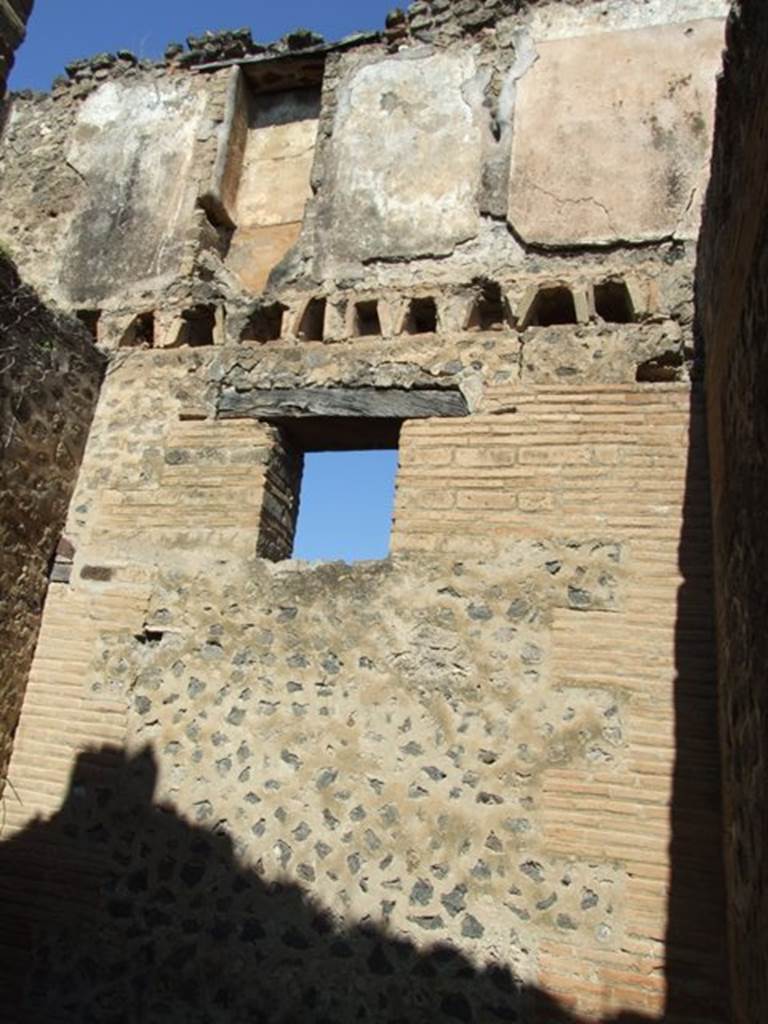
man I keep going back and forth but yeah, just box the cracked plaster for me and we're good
[507,17,725,246]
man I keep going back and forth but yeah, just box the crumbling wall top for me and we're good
[7,0,729,99]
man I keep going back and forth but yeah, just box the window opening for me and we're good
[403,297,438,335]
[178,305,216,347]
[76,309,101,342]
[594,280,635,323]
[292,449,399,561]
[241,302,286,343]
[353,300,382,337]
[466,279,510,331]
[119,312,155,348]
[636,351,682,383]
[297,298,326,341]
[254,417,402,563]
[525,286,577,327]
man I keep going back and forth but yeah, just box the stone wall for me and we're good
[0,324,728,1020]
[0,0,32,95]
[0,0,727,336]
[697,3,768,1021]
[0,254,103,780]
[0,66,215,311]
[286,3,726,291]
[0,1,734,1020]
[392,0,728,47]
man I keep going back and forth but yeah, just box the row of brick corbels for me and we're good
[75,274,648,351]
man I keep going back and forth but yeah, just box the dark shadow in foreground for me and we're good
[0,745,653,1024]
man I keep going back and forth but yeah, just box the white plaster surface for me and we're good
[527,0,729,41]
[328,50,486,261]
[508,18,725,246]
[62,79,206,304]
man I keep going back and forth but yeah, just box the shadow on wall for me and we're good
[664,389,730,1020]
[0,744,654,1024]
[0,388,727,1023]
[0,391,728,1024]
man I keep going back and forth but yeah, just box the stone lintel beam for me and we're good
[217,387,468,421]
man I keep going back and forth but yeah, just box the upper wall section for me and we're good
[0,0,727,316]
[325,50,485,262]
[277,0,726,288]
[62,77,207,306]
[508,18,724,245]
[0,62,214,310]
[313,9,725,270]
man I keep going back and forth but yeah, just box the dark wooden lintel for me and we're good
[217,387,469,423]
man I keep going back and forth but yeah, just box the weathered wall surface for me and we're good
[0,0,726,325]
[0,0,31,95]
[0,254,102,781]
[697,3,768,1021]
[0,57,234,321]
[325,49,486,262]
[284,0,726,290]
[508,19,723,246]
[226,86,320,293]
[0,321,727,1020]
[402,0,728,45]
[0,1,733,1021]
[61,78,207,307]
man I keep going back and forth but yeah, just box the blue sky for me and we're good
[11,0,396,90]
[293,451,399,562]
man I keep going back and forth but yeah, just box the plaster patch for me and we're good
[508,19,724,246]
[61,79,206,304]
[327,50,485,261]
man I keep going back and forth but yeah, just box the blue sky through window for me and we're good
[10,1,395,91]
[292,450,399,562]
